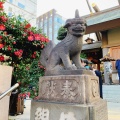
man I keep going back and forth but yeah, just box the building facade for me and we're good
[36,9,65,44]
[84,6,120,84]
[4,0,37,26]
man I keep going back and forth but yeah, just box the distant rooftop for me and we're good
[82,41,102,50]
[84,6,120,26]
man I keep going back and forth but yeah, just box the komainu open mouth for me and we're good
[73,29,84,33]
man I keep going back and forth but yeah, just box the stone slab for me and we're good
[38,75,100,104]
[45,69,94,76]
[30,99,108,120]
[0,65,13,120]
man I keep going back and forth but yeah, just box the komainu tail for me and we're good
[40,41,55,67]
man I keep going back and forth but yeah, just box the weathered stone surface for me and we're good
[31,9,108,120]
[90,100,108,120]
[38,74,100,104]
[45,69,93,76]
[40,10,87,75]
[30,99,108,120]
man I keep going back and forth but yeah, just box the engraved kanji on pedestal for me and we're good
[45,81,57,98]
[35,107,49,120]
[39,75,100,104]
[59,112,77,120]
[40,78,79,102]
[61,80,77,100]
[92,80,99,97]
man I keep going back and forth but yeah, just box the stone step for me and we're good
[103,85,120,103]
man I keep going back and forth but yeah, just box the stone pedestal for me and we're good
[31,99,108,120]
[0,65,13,120]
[31,74,108,120]
[39,75,99,104]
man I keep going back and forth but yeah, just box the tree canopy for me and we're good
[57,26,67,40]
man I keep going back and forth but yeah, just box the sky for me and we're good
[37,0,119,19]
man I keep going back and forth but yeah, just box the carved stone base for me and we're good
[30,99,108,120]
[38,75,100,104]
[45,69,94,76]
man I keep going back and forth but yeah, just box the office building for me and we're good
[3,0,37,26]
[37,9,66,44]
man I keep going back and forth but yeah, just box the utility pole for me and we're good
[86,0,102,41]
[86,0,93,13]
[92,3,102,41]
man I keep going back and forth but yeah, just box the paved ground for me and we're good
[103,85,120,120]
[107,102,120,120]
[9,100,120,120]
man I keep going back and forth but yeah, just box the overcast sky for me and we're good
[37,0,119,19]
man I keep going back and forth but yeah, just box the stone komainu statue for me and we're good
[40,10,87,74]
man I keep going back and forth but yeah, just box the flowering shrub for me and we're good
[0,0,49,98]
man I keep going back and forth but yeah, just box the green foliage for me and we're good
[57,26,67,40]
[0,1,49,98]
[16,60,45,98]
[80,52,87,59]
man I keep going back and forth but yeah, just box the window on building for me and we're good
[40,22,43,28]
[44,19,47,26]
[9,0,13,3]
[25,2,36,14]
[54,25,58,31]
[44,26,47,35]
[49,27,52,33]
[8,12,12,17]
[49,17,52,26]
[54,17,57,22]
[18,2,25,9]
[57,18,62,24]
[49,32,52,40]
[55,32,57,37]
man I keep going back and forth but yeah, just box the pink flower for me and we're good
[0,2,4,10]
[0,55,4,61]
[0,16,8,22]
[31,52,36,58]
[40,36,45,42]
[34,34,40,40]
[13,41,16,44]
[34,52,36,54]
[28,35,34,41]
[45,38,49,42]
[8,46,12,51]
[23,33,27,37]
[41,44,44,48]
[0,24,6,30]
[24,23,31,29]
[0,43,4,49]
[14,49,23,58]
[0,35,2,39]
[27,31,33,35]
